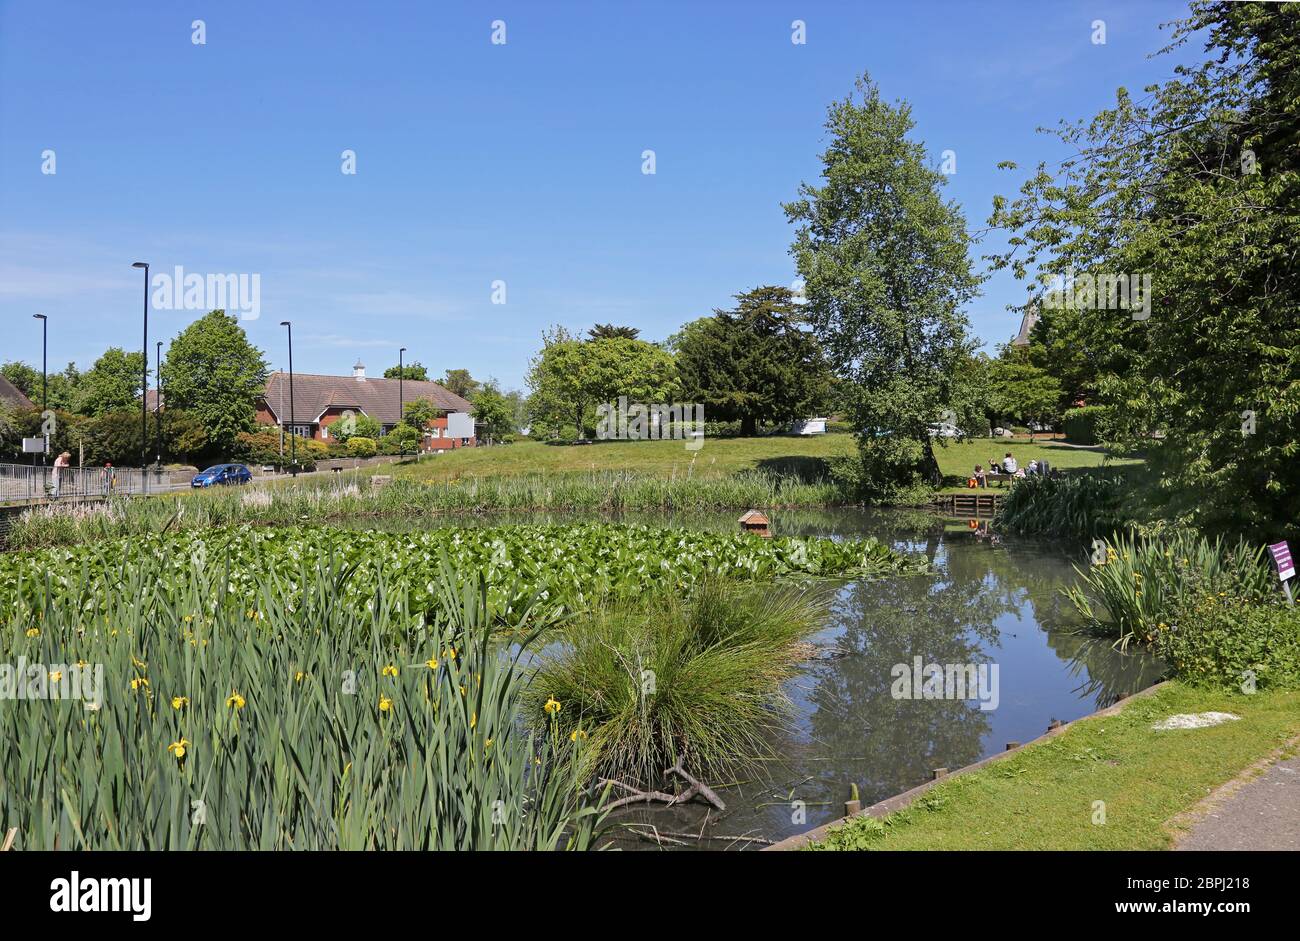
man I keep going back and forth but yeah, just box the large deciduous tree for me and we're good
[785,73,981,498]
[74,348,144,417]
[988,1,1300,538]
[675,286,830,436]
[160,311,268,454]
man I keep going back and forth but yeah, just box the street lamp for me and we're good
[398,347,406,450]
[155,340,163,466]
[33,314,47,467]
[280,321,297,474]
[131,262,149,485]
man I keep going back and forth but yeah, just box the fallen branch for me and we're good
[597,757,727,813]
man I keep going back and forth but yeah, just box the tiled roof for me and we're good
[260,372,472,425]
[0,375,34,410]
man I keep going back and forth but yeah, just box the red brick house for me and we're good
[255,362,476,450]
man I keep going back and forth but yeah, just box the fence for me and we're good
[0,462,182,505]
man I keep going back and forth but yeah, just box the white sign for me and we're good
[22,437,46,454]
[446,411,474,439]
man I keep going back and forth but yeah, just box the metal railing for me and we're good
[0,463,184,505]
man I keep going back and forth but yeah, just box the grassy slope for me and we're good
[384,435,1120,489]
[812,682,1300,850]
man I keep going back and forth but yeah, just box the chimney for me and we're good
[353,360,366,381]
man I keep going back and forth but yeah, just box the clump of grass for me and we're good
[525,582,832,788]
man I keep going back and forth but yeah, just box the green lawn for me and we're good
[811,682,1300,850]
[384,434,1124,490]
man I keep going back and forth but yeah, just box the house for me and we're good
[0,375,34,411]
[255,361,476,449]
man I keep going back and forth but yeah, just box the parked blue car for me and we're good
[191,463,253,487]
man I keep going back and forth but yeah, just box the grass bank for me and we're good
[810,682,1300,850]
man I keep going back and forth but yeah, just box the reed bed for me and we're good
[5,471,848,550]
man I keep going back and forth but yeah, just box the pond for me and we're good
[340,506,1165,849]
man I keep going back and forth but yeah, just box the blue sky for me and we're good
[1,0,1201,391]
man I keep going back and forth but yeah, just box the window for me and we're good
[289,425,314,439]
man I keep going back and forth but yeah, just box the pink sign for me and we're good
[1269,541,1295,581]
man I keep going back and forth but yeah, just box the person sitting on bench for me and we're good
[973,465,987,488]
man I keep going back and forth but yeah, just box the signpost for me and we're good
[1268,541,1295,605]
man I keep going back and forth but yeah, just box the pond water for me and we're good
[340,506,1165,849]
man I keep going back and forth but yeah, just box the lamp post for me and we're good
[155,340,163,466]
[131,262,149,487]
[398,347,406,452]
[280,321,297,474]
[33,314,47,467]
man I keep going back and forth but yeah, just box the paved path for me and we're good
[1175,754,1300,850]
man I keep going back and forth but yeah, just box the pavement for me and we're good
[1174,753,1300,850]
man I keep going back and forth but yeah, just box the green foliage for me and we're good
[402,398,437,430]
[383,362,428,381]
[346,436,377,458]
[588,324,640,340]
[984,348,1064,431]
[441,368,480,400]
[1064,531,1274,650]
[0,555,604,849]
[1061,406,1108,445]
[785,72,982,498]
[378,424,419,455]
[987,1,1300,541]
[160,312,268,452]
[2,360,83,412]
[232,430,327,470]
[675,286,831,436]
[0,523,925,620]
[993,473,1130,538]
[527,582,831,787]
[4,472,857,549]
[472,382,515,443]
[1154,597,1300,691]
[74,348,145,417]
[526,326,680,438]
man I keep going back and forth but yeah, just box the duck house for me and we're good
[738,509,771,538]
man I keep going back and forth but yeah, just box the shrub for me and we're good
[1064,531,1274,649]
[994,473,1130,538]
[233,430,326,470]
[1155,597,1300,690]
[347,436,377,458]
[1062,405,1107,445]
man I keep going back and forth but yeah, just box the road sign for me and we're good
[22,437,46,454]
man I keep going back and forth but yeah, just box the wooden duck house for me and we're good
[738,509,771,538]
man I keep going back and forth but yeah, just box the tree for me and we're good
[785,73,981,498]
[588,324,640,341]
[985,347,1064,434]
[472,381,515,444]
[987,1,1300,538]
[676,286,831,436]
[384,362,428,381]
[160,311,268,452]
[1,361,82,412]
[403,398,438,430]
[75,348,144,417]
[440,369,481,400]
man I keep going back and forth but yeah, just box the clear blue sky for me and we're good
[1,0,1201,391]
